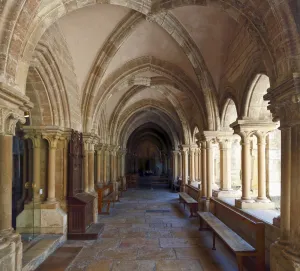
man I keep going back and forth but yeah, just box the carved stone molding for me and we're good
[264,77,300,126]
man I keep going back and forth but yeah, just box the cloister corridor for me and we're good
[1,1,300,271]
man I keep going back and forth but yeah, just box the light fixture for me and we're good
[24,111,30,118]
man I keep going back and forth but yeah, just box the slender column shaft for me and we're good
[47,147,56,202]
[88,150,95,192]
[189,149,195,183]
[172,151,178,180]
[0,135,13,231]
[84,148,89,192]
[201,142,207,198]
[220,140,232,190]
[198,148,202,181]
[110,151,114,182]
[103,150,107,183]
[241,136,252,200]
[195,150,198,180]
[206,141,214,198]
[181,149,188,191]
[257,134,267,200]
[178,153,182,177]
[33,138,41,202]
[279,126,291,243]
[97,151,101,183]
[288,124,300,252]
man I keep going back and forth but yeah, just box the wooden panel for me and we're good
[199,212,255,252]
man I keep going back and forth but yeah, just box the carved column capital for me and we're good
[264,76,300,126]
[24,132,42,148]
[0,82,33,135]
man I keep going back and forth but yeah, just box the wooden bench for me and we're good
[178,192,198,217]
[198,198,265,271]
[172,179,182,192]
[97,183,115,214]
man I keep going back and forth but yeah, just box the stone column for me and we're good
[195,149,198,181]
[172,151,178,181]
[88,143,95,193]
[219,138,232,191]
[206,140,214,199]
[178,152,182,178]
[97,148,102,184]
[181,146,189,191]
[43,134,59,203]
[103,147,107,184]
[198,145,202,182]
[189,147,195,183]
[0,84,33,271]
[0,135,13,231]
[27,134,41,203]
[201,141,207,198]
[256,131,269,202]
[240,132,253,202]
[83,141,89,193]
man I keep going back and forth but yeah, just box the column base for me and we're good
[235,198,275,209]
[271,241,300,271]
[17,202,67,235]
[213,189,242,198]
[0,229,22,271]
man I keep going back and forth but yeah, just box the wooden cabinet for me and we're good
[67,130,103,240]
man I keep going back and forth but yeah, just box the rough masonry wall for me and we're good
[36,23,81,130]
[220,18,266,114]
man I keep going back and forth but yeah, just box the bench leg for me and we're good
[212,232,216,250]
[236,255,243,271]
[199,216,203,231]
[106,202,111,213]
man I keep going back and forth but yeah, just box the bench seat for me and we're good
[198,212,255,253]
[197,199,265,271]
[178,192,198,217]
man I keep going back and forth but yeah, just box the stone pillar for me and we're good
[264,78,300,270]
[206,140,214,199]
[103,147,108,183]
[180,146,189,191]
[201,141,207,198]
[195,149,198,181]
[189,147,195,183]
[88,144,95,193]
[219,138,232,191]
[239,132,253,203]
[197,145,201,182]
[178,152,182,178]
[83,141,89,193]
[0,84,33,271]
[43,135,59,203]
[28,134,41,203]
[256,131,270,202]
[0,135,13,231]
[172,151,178,181]
[97,148,102,184]
[278,126,291,244]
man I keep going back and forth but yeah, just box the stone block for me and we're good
[235,199,275,209]
[213,189,242,198]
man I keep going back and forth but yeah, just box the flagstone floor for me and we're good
[41,189,241,271]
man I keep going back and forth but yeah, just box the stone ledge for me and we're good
[22,235,65,271]
[235,199,275,209]
[213,190,242,198]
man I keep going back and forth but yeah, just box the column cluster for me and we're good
[230,120,276,209]
[264,78,300,268]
